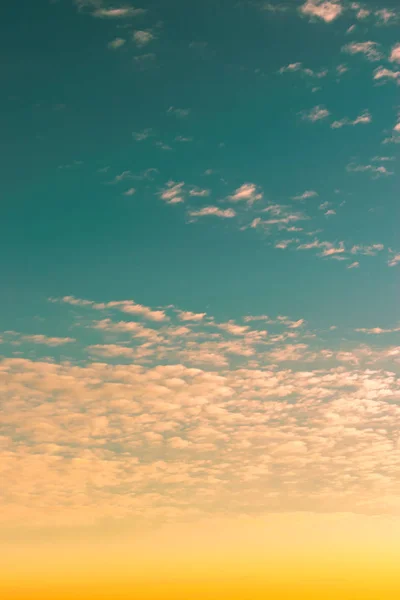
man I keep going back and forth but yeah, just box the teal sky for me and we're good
[2,0,400,531]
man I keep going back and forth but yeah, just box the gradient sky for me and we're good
[2,0,400,597]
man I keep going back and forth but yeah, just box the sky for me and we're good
[1,0,400,597]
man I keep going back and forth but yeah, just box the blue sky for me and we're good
[1,0,400,532]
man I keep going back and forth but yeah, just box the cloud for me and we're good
[87,344,136,358]
[355,326,400,335]
[375,9,398,25]
[301,105,330,122]
[300,0,343,23]
[177,311,207,322]
[189,207,236,218]
[123,187,136,196]
[189,188,210,197]
[347,261,360,269]
[93,7,146,19]
[388,253,400,267]
[297,239,345,258]
[390,44,400,63]
[342,41,383,61]
[132,128,153,141]
[292,190,318,200]
[55,296,168,321]
[4,332,76,346]
[373,67,400,82]
[133,30,154,47]
[331,110,372,129]
[167,107,191,118]
[346,163,393,176]
[351,244,384,256]
[108,38,126,50]
[279,62,328,78]
[228,183,263,204]
[160,181,185,204]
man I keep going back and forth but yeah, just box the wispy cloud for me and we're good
[228,183,263,204]
[160,181,185,204]
[167,107,191,118]
[189,206,236,218]
[390,44,400,63]
[331,110,372,128]
[108,38,126,50]
[342,41,383,62]
[346,163,393,176]
[300,0,343,23]
[93,7,146,19]
[279,62,327,78]
[133,30,155,47]
[292,190,318,200]
[301,105,330,122]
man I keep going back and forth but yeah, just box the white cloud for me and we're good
[331,110,372,129]
[300,0,343,23]
[292,190,318,200]
[189,188,210,197]
[189,206,236,218]
[4,332,76,347]
[373,67,400,82]
[301,105,330,122]
[132,129,153,141]
[160,181,185,204]
[347,261,360,269]
[388,253,400,267]
[87,344,136,358]
[279,63,327,78]
[133,30,154,47]
[351,244,384,256]
[342,41,383,61]
[55,296,168,322]
[228,183,263,204]
[93,7,145,19]
[346,163,393,176]
[123,187,136,196]
[167,107,191,118]
[375,9,398,25]
[108,38,126,50]
[177,311,207,322]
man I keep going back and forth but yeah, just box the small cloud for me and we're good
[373,67,400,82]
[175,136,193,143]
[108,38,126,50]
[87,344,136,358]
[300,0,343,23]
[133,54,157,70]
[394,122,400,132]
[93,7,146,19]
[351,244,384,256]
[279,62,328,78]
[132,129,153,141]
[133,30,154,47]
[123,188,136,196]
[262,3,288,12]
[388,253,400,267]
[229,183,263,204]
[375,9,398,25]
[292,190,318,200]
[189,188,210,197]
[331,110,372,128]
[177,311,206,322]
[160,181,185,204]
[113,170,135,183]
[336,64,349,75]
[167,107,191,118]
[342,41,383,62]
[347,261,360,269]
[189,206,236,218]
[346,163,393,176]
[301,105,330,122]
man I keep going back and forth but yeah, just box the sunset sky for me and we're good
[2,0,400,597]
